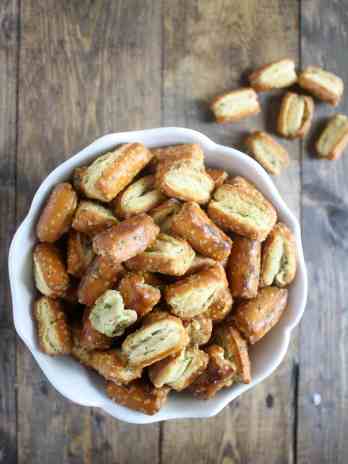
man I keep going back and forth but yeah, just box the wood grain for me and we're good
[161,1,300,463]
[16,1,161,462]
[298,1,348,463]
[0,0,18,328]
[0,1,18,462]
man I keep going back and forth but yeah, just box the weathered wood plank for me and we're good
[16,1,161,462]
[0,330,17,464]
[0,0,18,329]
[0,1,18,462]
[161,1,300,463]
[298,2,348,463]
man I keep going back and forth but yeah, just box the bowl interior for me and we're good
[9,127,307,424]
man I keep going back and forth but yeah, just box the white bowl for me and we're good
[8,127,307,424]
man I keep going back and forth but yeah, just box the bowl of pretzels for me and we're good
[9,127,307,423]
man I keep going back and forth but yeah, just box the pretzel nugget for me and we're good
[77,255,123,306]
[93,213,159,264]
[183,255,218,276]
[89,349,142,385]
[189,345,236,399]
[33,243,70,298]
[206,168,228,189]
[214,324,251,384]
[122,314,189,368]
[66,230,94,278]
[233,287,288,344]
[88,290,137,338]
[260,222,297,288]
[156,159,214,204]
[113,175,165,219]
[149,346,209,391]
[118,272,161,318]
[80,306,113,351]
[150,144,204,170]
[208,177,277,241]
[245,131,290,176]
[227,235,261,299]
[72,166,88,194]
[81,143,153,202]
[126,233,195,276]
[205,287,233,322]
[171,201,232,261]
[316,114,348,160]
[34,297,72,355]
[249,58,297,91]
[72,200,118,236]
[184,316,213,346]
[106,380,170,415]
[150,198,181,232]
[36,183,77,242]
[277,92,314,139]
[298,66,344,106]
[165,264,228,319]
[210,88,260,123]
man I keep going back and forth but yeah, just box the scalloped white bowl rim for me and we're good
[8,127,307,424]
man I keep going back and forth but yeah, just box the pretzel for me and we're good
[36,182,77,242]
[316,114,348,160]
[249,58,297,91]
[227,235,261,299]
[233,287,288,344]
[33,243,70,298]
[210,88,260,123]
[149,346,209,391]
[81,143,153,202]
[125,233,195,276]
[34,297,72,355]
[208,177,277,241]
[171,202,232,261]
[72,200,118,236]
[277,92,314,139]
[298,66,344,106]
[106,380,170,415]
[245,131,289,175]
[260,222,297,287]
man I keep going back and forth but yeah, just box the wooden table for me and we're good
[1,1,347,462]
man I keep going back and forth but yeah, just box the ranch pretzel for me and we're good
[156,158,214,204]
[165,263,228,319]
[260,222,297,288]
[249,58,297,91]
[125,233,195,276]
[36,182,77,242]
[149,346,209,391]
[207,177,277,241]
[93,213,159,264]
[106,380,170,415]
[171,201,232,261]
[245,131,290,175]
[33,243,70,298]
[118,272,161,318]
[316,114,348,160]
[298,66,344,106]
[227,235,261,299]
[210,87,260,123]
[113,175,165,219]
[81,143,153,202]
[66,230,94,278]
[233,287,288,344]
[72,200,118,236]
[122,314,189,368]
[277,92,314,139]
[34,296,72,355]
